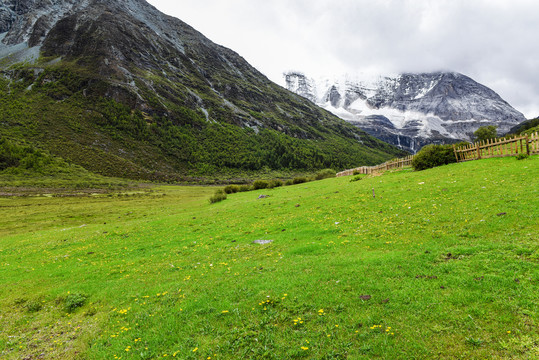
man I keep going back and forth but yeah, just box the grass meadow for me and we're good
[0,156,538,359]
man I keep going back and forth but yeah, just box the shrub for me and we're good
[209,189,227,204]
[349,175,362,182]
[474,125,498,142]
[474,125,498,141]
[412,144,457,171]
[516,153,529,160]
[238,184,251,192]
[223,184,240,194]
[267,179,283,189]
[352,170,362,175]
[84,306,98,317]
[25,300,43,313]
[284,179,294,186]
[252,180,269,190]
[65,292,87,312]
[314,169,336,180]
[292,177,308,185]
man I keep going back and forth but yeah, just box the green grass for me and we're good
[0,157,538,359]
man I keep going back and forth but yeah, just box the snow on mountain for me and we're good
[284,71,526,153]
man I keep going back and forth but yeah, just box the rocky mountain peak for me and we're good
[284,71,526,153]
[0,0,262,109]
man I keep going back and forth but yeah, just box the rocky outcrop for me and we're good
[285,72,527,153]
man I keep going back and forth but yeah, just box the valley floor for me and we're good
[0,157,538,359]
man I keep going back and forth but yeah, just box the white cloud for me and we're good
[148,0,539,118]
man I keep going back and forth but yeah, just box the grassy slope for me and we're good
[507,118,539,135]
[0,138,141,193]
[0,156,537,359]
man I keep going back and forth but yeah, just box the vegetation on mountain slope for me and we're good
[0,62,405,182]
[0,138,138,191]
[507,117,539,136]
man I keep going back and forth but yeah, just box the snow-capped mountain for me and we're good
[284,71,527,153]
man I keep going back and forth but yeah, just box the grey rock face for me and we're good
[284,72,527,153]
[284,71,316,103]
[0,6,15,33]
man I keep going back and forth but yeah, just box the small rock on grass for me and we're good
[253,240,273,245]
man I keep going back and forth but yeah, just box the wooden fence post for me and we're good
[526,134,530,155]
[476,143,481,160]
[453,144,459,162]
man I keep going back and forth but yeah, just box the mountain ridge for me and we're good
[0,0,405,181]
[284,71,526,153]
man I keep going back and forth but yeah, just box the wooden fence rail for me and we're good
[453,132,539,162]
[337,132,538,177]
[337,155,415,177]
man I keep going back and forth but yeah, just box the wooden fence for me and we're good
[337,155,415,177]
[453,132,539,162]
[337,132,538,177]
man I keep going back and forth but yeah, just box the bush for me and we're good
[412,144,457,171]
[209,189,227,203]
[349,175,362,182]
[284,179,294,186]
[267,179,283,189]
[65,292,87,312]
[238,184,251,192]
[292,177,308,185]
[352,170,361,175]
[516,153,529,160]
[224,184,240,194]
[252,180,269,190]
[314,169,336,180]
[474,125,497,142]
[25,300,43,313]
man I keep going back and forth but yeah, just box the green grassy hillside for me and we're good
[0,138,141,192]
[507,117,539,135]
[0,156,537,359]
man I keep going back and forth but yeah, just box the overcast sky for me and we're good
[148,0,539,118]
